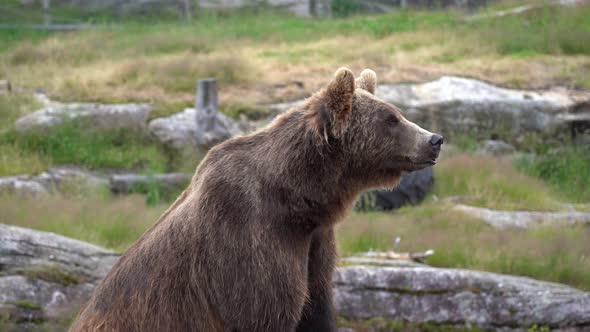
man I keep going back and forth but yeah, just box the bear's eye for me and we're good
[385,113,399,125]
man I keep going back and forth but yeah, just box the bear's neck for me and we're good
[255,111,360,224]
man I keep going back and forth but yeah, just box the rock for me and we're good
[36,166,110,190]
[334,253,590,331]
[0,80,11,94]
[2,226,589,331]
[33,92,54,108]
[453,204,590,229]
[477,139,516,155]
[14,102,151,133]
[149,108,243,150]
[110,172,191,194]
[375,76,590,139]
[0,176,49,196]
[0,224,119,324]
[0,167,190,197]
[270,77,590,140]
[0,166,108,196]
[356,167,433,211]
[267,100,305,115]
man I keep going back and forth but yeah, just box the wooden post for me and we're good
[195,78,218,131]
[309,0,318,16]
[322,0,332,17]
[181,0,193,21]
[42,0,51,27]
[401,0,407,9]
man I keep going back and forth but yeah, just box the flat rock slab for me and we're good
[0,224,119,324]
[149,107,243,150]
[453,204,590,229]
[0,166,191,196]
[335,254,590,331]
[110,172,192,194]
[14,102,151,133]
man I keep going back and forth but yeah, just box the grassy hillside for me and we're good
[1,4,589,112]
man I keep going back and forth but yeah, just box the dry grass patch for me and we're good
[0,194,167,252]
[0,144,49,176]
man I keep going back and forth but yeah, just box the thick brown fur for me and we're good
[69,68,441,332]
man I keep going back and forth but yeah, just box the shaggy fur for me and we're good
[69,68,442,332]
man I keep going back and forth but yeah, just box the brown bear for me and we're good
[69,68,443,332]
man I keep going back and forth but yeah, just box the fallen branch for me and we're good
[367,237,434,263]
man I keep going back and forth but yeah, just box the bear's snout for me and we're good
[429,134,444,153]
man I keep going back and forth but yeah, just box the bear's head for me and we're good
[310,67,443,190]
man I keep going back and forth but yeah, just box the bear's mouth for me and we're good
[387,158,436,173]
[407,159,436,171]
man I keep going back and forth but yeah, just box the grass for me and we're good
[516,147,590,203]
[476,5,590,56]
[0,120,170,176]
[433,153,561,211]
[337,204,590,291]
[19,266,81,286]
[0,193,166,252]
[1,182,587,291]
[0,143,49,176]
[0,93,41,130]
[1,4,589,116]
[14,300,42,311]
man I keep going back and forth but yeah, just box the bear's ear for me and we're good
[311,68,355,142]
[325,67,355,115]
[355,69,377,95]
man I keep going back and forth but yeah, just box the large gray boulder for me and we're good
[453,204,590,229]
[149,108,243,150]
[110,172,191,194]
[0,224,119,325]
[335,254,590,331]
[0,166,108,196]
[269,77,590,140]
[14,102,151,133]
[376,76,590,139]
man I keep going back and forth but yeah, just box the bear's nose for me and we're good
[429,134,444,148]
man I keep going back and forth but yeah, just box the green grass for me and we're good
[0,121,169,175]
[475,4,590,56]
[14,300,42,311]
[516,147,590,203]
[0,193,166,252]
[0,93,41,130]
[19,265,81,286]
[0,143,49,176]
[433,153,561,211]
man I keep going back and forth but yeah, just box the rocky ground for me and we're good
[1,225,589,331]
